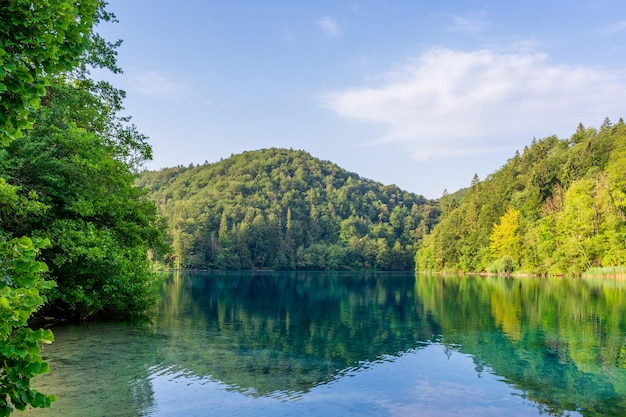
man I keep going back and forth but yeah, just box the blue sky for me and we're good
[97,0,626,198]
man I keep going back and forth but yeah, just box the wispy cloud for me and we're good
[129,69,198,101]
[321,48,626,160]
[603,19,626,34]
[448,12,488,35]
[317,17,340,38]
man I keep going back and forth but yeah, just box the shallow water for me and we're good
[24,272,626,416]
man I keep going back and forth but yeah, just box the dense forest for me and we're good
[416,118,626,275]
[137,148,439,271]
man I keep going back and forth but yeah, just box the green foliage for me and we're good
[487,256,515,274]
[417,119,626,275]
[583,265,626,276]
[0,1,117,413]
[488,207,521,269]
[0,237,56,415]
[0,78,166,320]
[138,149,439,271]
[0,0,108,144]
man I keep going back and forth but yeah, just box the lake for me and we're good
[24,271,626,416]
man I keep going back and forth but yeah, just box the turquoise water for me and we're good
[24,272,626,416]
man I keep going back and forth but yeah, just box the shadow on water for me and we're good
[24,271,626,416]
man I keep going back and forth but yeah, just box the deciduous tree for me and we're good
[0,1,109,414]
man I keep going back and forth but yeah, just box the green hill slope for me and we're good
[416,118,626,275]
[137,148,438,270]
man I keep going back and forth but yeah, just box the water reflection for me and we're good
[25,272,626,416]
[415,275,626,416]
[154,271,433,396]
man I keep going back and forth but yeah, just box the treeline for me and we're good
[416,118,626,275]
[138,148,439,270]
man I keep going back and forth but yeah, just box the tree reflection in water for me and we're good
[27,272,626,416]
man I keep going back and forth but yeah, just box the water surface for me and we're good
[25,272,626,416]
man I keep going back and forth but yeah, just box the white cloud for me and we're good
[129,69,194,100]
[448,12,488,35]
[321,48,626,160]
[317,17,340,38]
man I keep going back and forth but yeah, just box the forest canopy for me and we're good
[137,148,439,271]
[416,118,626,276]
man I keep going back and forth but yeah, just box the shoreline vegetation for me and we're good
[1,1,125,414]
[582,265,626,278]
[139,118,626,278]
[417,269,626,279]
[1,3,166,415]
[159,266,626,279]
[415,118,626,277]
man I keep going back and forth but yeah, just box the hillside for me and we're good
[416,118,626,275]
[137,148,439,270]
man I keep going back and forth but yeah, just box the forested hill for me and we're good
[416,118,626,275]
[137,148,439,270]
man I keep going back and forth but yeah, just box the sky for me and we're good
[96,0,626,198]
